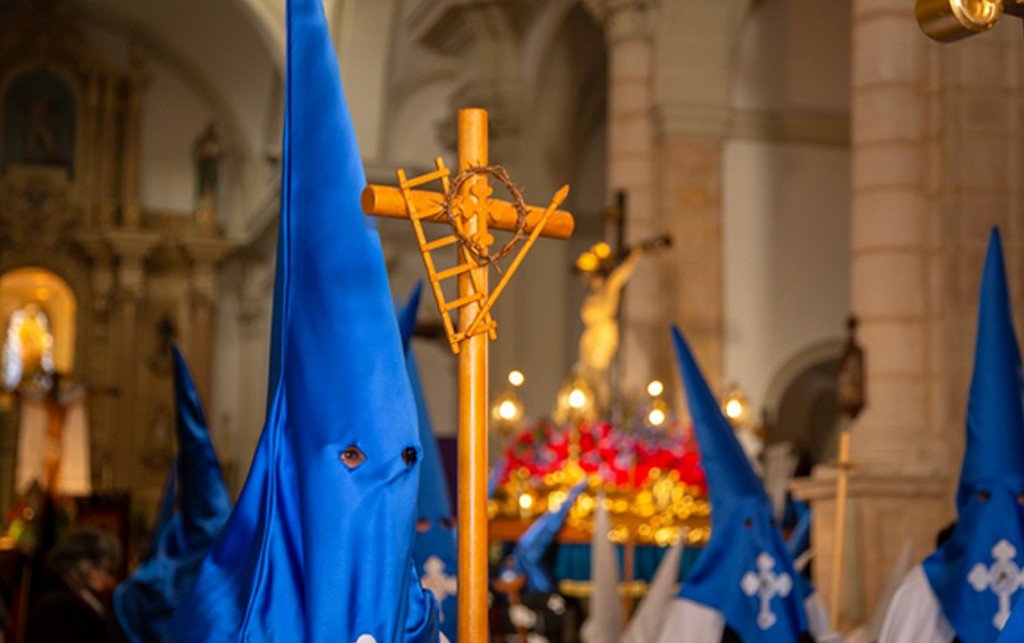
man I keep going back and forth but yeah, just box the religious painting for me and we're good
[3,70,76,177]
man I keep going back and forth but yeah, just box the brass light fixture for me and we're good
[916,0,1004,42]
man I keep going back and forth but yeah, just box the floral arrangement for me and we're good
[500,419,706,492]
[490,417,711,546]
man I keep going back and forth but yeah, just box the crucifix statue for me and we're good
[361,108,573,642]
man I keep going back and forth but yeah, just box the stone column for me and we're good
[793,1,1024,629]
[81,71,101,227]
[182,237,234,406]
[106,231,158,491]
[97,74,121,227]
[77,233,116,490]
[235,255,274,490]
[793,3,949,629]
[585,0,665,395]
[120,50,148,228]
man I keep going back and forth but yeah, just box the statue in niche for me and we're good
[3,71,76,176]
[192,123,222,231]
[193,123,222,198]
[573,234,671,412]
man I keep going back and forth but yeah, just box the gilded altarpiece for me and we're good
[0,0,233,521]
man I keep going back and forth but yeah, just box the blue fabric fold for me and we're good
[399,283,459,641]
[514,481,587,593]
[671,326,809,642]
[165,0,438,639]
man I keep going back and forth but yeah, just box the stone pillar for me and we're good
[77,233,116,490]
[584,0,667,395]
[97,74,120,227]
[794,1,1024,629]
[121,50,148,228]
[182,237,234,406]
[107,232,158,491]
[793,2,949,629]
[657,128,724,394]
[235,255,274,489]
[81,71,101,227]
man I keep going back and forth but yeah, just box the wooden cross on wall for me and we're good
[361,108,573,643]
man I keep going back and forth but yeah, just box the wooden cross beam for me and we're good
[361,108,573,643]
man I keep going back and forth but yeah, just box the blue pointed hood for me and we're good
[671,326,809,641]
[513,480,587,593]
[114,345,231,642]
[923,228,1024,642]
[166,0,438,640]
[399,283,458,640]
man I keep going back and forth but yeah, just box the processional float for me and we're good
[362,108,572,642]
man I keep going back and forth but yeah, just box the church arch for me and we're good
[762,339,844,471]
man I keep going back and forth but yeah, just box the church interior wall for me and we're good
[77,2,281,234]
[723,140,851,423]
[722,0,852,433]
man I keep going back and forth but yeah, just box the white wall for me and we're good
[723,140,850,413]
[723,0,851,415]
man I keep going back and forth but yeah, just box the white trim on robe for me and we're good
[878,565,956,643]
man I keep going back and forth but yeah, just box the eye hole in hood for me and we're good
[402,446,418,467]
[340,445,366,469]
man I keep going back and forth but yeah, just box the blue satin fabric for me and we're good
[399,284,458,641]
[786,504,815,601]
[514,481,587,593]
[671,327,809,642]
[923,229,1024,643]
[114,346,231,642]
[165,0,438,639]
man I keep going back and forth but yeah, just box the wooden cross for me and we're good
[361,108,573,642]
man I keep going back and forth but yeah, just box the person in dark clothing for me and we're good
[24,529,128,643]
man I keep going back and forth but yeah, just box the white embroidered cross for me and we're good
[421,555,458,621]
[741,552,793,630]
[968,539,1024,630]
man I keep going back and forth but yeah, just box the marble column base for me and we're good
[790,470,953,631]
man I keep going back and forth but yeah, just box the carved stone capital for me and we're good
[180,235,236,267]
[582,0,659,43]
[107,229,160,303]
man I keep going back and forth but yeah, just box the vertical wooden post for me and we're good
[829,426,852,626]
[457,108,490,643]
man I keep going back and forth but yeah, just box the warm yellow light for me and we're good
[725,399,743,419]
[518,494,534,510]
[648,408,666,426]
[568,388,587,409]
[576,253,599,272]
[647,380,664,397]
[34,288,49,301]
[593,242,611,259]
[508,370,525,387]
[498,400,519,420]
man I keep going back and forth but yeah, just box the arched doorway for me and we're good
[763,340,844,474]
